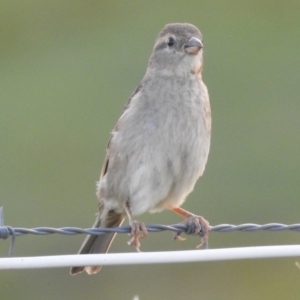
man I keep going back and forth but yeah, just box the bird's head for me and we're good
[148,23,204,76]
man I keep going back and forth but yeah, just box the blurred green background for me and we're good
[1,1,300,299]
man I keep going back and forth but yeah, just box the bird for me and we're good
[70,23,211,275]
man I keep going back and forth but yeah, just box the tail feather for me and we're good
[70,210,124,275]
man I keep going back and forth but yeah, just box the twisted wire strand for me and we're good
[1,223,300,238]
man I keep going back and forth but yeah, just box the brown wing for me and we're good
[71,87,143,275]
[99,85,142,179]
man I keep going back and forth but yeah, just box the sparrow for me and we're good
[71,23,211,275]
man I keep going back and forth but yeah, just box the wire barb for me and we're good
[0,207,16,256]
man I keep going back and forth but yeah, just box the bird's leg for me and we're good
[124,202,148,251]
[168,206,210,248]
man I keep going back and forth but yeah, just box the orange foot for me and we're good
[169,206,210,248]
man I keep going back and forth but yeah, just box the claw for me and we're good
[124,202,148,251]
[127,220,148,251]
[173,214,210,249]
[190,215,210,248]
[172,232,186,241]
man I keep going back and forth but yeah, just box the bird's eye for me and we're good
[167,37,175,47]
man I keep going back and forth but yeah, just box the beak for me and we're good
[184,37,203,55]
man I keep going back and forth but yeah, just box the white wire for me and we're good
[0,245,300,270]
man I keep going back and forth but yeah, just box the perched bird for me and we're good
[71,23,211,275]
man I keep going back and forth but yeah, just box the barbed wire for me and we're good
[1,223,300,256]
[1,223,300,239]
[0,207,299,257]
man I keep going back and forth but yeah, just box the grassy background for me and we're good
[1,1,300,299]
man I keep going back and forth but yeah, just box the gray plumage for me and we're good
[71,23,211,275]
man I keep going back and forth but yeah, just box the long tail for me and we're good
[70,210,124,275]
